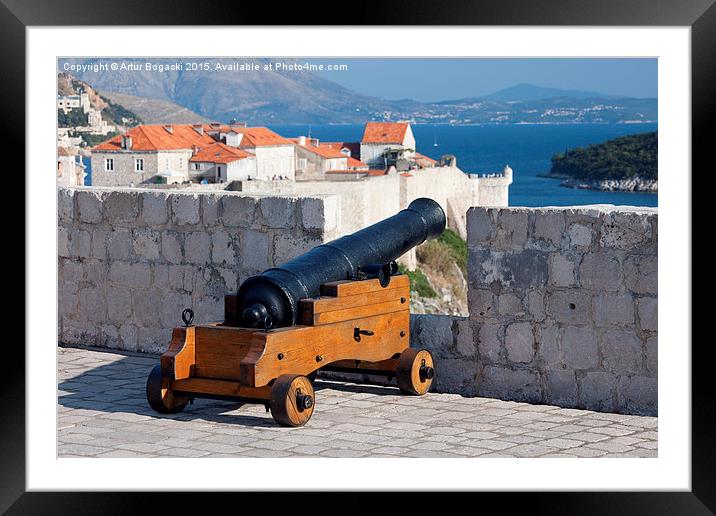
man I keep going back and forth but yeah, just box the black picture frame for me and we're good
[6,0,709,512]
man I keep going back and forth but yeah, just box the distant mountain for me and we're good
[101,91,208,124]
[58,59,657,125]
[478,83,623,102]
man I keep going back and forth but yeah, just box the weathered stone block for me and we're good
[623,254,657,295]
[579,252,622,291]
[59,258,84,283]
[600,211,652,250]
[594,292,635,327]
[171,194,201,226]
[499,210,528,248]
[498,292,524,316]
[545,370,578,406]
[617,376,657,416]
[433,357,478,396]
[546,289,591,324]
[505,322,534,363]
[104,191,139,224]
[527,289,546,321]
[106,286,132,323]
[168,264,195,292]
[184,231,211,265]
[466,208,494,247]
[211,229,237,265]
[132,288,162,326]
[469,249,548,289]
[562,326,599,369]
[70,228,92,258]
[107,228,132,261]
[579,371,616,412]
[142,192,168,225]
[132,228,161,261]
[60,317,96,346]
[454,317,476,357]
[601,329,642,375]
[537,323,561,368]
[201,193,221,227]
[410,314,455,359]
[118,324,138,351]
[108,262,151,288]
[533,210,565,248]
[478,365,541,403]
[549,253,575,287]
[241,229,269,273]
[300,197,327,232]
[58,188,75,223]
[221,195,256,227]
[467,287,496,320]
[259,197,295,229]
[76,190,103,224]
[78,286,107,322]
[90,228,107,260]
[152,264,170,290]
[160,291,192,328]
[637,296,658,331]
[161,231,183,264]
[193,295,224,324]
[476,321,503,363]
[568,223,592,248]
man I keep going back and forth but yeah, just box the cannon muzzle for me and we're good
[236,197,446,328]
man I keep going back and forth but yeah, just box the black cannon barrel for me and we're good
[236,197,446,328]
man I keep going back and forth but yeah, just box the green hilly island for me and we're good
[547,131,657,192]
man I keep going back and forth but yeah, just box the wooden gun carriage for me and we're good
[146,198,443,427]
[146,273,434,426]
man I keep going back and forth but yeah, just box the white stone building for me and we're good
[57,92,90,114]
[189,142,257,182]
[360,122,416,169]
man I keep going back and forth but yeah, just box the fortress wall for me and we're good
[464,205,658,415]
[58,187,339,354]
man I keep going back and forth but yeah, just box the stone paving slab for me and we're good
[57,346,658,458]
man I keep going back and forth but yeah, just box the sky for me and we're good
[310,58,657,102]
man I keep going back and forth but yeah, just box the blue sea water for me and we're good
[270,123,658,208]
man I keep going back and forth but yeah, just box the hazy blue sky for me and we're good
[310,58,657,102]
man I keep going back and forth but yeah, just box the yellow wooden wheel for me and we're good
[270,374,315,427]
[146,364,189,414]
[396,348,435,395]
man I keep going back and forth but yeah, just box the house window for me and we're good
[135,158,144,172]
[105,158,114,171]
[193,163,201,171]
[179,157,184,170]
[297,158,307,170]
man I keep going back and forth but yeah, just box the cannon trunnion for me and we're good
[147,199,444,427]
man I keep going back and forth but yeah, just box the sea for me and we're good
[270,123,658,208]
[83,123,658,207]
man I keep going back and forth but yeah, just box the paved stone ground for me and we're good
[58,346,658,458]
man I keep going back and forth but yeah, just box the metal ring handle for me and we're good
[181,308,194,327]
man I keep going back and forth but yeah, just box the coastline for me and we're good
[538,173,658,193]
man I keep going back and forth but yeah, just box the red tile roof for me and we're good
[189,142,252,164]
[93,125,216,152]
[361,122,410,144]
[224,126,293,147]
[291,138,347,159]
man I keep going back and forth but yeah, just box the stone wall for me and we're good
[58,187,339,353]
[466,205,657,415]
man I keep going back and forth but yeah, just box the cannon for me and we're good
[147,198,445,426]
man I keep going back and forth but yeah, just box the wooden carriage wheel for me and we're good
[146,365,189,414]
[396,348,435,395]
[270,374,315,427]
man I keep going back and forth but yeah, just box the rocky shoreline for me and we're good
[541,173,657,193]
